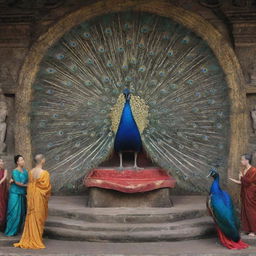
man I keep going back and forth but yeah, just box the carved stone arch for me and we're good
[16,0,247,195]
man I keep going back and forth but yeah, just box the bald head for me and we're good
[34,154,45,165]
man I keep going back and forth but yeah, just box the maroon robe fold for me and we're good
[0,168,8,231]
[241,166,256,233]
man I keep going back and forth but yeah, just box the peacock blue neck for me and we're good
[210,176,221,194]
[114,97,142,153]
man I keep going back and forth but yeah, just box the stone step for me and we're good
[45,215,214,232]
[48,195,208,223]
[44,224,216,242]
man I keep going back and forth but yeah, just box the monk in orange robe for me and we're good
[229,154,256,236]
[14,154,51,249]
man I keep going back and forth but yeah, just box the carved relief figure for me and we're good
[0,89,7,153]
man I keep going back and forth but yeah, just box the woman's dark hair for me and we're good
[242,153,252,164]
[14,154,23,165]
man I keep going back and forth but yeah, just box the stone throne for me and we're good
[84,151,176,208]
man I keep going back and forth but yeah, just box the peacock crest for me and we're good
[31,12,230,192]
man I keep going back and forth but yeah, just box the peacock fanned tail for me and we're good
[31,12,229,192]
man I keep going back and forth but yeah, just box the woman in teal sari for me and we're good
[5,155,28,236]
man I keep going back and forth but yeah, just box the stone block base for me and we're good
[87,187,173,207]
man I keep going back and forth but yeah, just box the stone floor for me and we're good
[0,195,256,255]
[0,236,256,256]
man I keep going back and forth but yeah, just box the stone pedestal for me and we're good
[87,187,173,207]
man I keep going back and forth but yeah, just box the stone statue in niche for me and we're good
[251,107,256,133]
[0,89,8,153]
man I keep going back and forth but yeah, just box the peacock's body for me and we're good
[114,89,142,168]
[207,168,240,242]
[31,12,230,192]
[207,168,248,249]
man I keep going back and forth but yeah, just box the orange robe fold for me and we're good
[14,170,51,249]
[241,166,256,233]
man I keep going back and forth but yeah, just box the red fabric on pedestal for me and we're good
[215,226,249,250]
[84,168,176,193]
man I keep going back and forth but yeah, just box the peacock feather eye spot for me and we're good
[69,41,77,47]
[159,71,165,77]
[149,80,157,86]
[117,46,125,53]
[148,51,155,56]
[140,25,150,33]
[56,53,65,60]
[64,81,72,87]
[201,67,208,73]
[46,67,56,74]
[160,89,168,94]
[108,132,113,137]
[55,156,60,161]
[187,79,193,85]
[70,64,78,72]
[122,65,128,70]
[170,84,177,89]
[126,39,133,45]
[210,88,217,95]
[162,32,170,40]
[192,107,199,113]
[52,113,59,118]
[138,43,145,49]
[216,123,223,129]
[195,92,201,97]
[202,135,209,141]
[192,123,197,128]
[124,23,132,30]
[98,46,105,53]
[75,142,81,147]
[39,121,46,128]
[107,61,113,68]
[179,144,184,149]
[217,111,224,117]
[125,76,132,82]
[181,36,190,44]
[67,135,73,140]
[208,99,215,105]
[175,97,181,103]
[86,58,94,65]
[102,76,110,83]
[46,89,54,95]
[167,50,174,57]
[104,27,112,35]
[84,80,92,86]
[58,130,64,136]
[83,32,91,38]
[138,66,146,72]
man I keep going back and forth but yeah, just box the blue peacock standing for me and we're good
[114,88,142,168]
[207,168,248,249]
[31,12,230,192]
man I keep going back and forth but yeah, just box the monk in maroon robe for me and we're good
[229,154,256,236]
[0,159,8,231]
[240,165,256,235]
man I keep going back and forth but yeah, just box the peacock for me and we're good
[207,168,248,249]
[114,88,142,168]
[30,11,230,192]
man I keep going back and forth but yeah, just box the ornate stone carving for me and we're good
[0,88,7,153]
